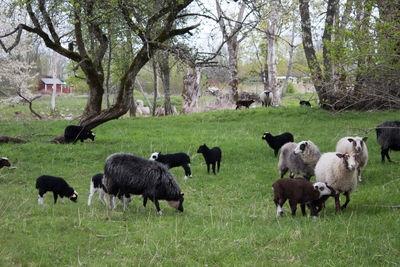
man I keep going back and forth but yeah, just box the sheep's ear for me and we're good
[347,138,354,143]
[336,153,344,158]
[304,142,308,146]
[362,137,368,142]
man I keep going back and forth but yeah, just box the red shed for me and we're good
[38,78,73,94]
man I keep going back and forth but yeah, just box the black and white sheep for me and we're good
[272,178,333,217]
[336,136,368,183]
[315,152,359,213]
[35,175,78,205]
[88,173,132,207]
[64,125,95,144]
[260,90,272,107]
[104,152,184,216]
[299,100,311,107]
[149,152,192,180]
[262,132,294,157]
[376,121,400,162]
[278,140,321,180]
[197,144,222,175]
[0,157,11,169]
[235,100,255,109]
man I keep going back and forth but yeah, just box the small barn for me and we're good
[38,78,73,94]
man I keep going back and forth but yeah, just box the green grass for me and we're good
[0,97,399,266]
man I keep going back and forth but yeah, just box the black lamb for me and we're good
[104,153,184,216]
[64,125,95,144]
[262,132,294,157]
[235,100,254,109]
[299,100,311,107]
[197,144,222,175]
[0,157,11,169]
[88,173,131,207]
[35,175,78,205]
[150,152,192,179]
[376,121,400,162]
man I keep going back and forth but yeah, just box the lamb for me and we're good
[104,152,184,216]
[35,175,78,205]
[149,152,192,180]
[235,99,254,109]
[336,136,368,183]
[64,125,95,144]
[260,90,272,107]
[262,132,294,157]
[376,121,400,162]
[197,144,222,175]
[299,100,311,107]
[272,178,334,217]
[87,173,132,206]
[315,152,359,213]
[0,157,11,169]
[278,140,321,180]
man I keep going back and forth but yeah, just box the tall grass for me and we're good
[0,98,399,266]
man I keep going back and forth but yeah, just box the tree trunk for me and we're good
[152,57,159,116]
[181,66,201,113]
[159,51,172,115]
[105,34,112,109]
[51,50,57,111]
[281,18,296,99]
[227,40,240,103]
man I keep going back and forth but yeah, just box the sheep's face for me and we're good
[262,132,271,140]
[0,157,11,168]
[294,141,308,155]
[336,153,358,171]
[348,137,368,153]
[167,193,184,212]
[85,130,95,141]
[69,191,78,202]
[149,152,159,161]
[313,182,332,197]
[197,144,206,153]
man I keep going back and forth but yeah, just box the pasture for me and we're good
[0,97,399,266]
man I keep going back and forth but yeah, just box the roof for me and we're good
[40,78,66,85]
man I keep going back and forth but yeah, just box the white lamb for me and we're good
[278,140,321,180]
[315,152,359,213]
[336,136,368,183]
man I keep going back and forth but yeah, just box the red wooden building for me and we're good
[38,78,73,94]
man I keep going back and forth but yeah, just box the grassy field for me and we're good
[0,95,399,266]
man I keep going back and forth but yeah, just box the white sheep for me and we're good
[336,136,368,183]
[315,152,359,213]
[278,140,321,180]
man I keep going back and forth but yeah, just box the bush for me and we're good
[286,82,296,94]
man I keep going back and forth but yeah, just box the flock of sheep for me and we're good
[1,119,399,218]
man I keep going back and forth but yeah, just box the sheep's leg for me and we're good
[212,163,216,175]
[385,149,392,163]
[38,193,44,205]
[289,172,295,178]
[99,190,107,206]
[279,168,288,178]
[183,164,191,180]
[289,200,297,216]
[357,167,362,183]
[60,197,65,204]
[308,204,318,217]
[334,194,341,213]
[300,203,306,216]
[274,149,278,157]
[341,192,350,210]
[206,163,210,174]
[109,195,116,210]
[53,193,58,204]
[153,198,162,216]
[88,183,95,206]
[120,196,127,212]
[143,196,148,211]
[217,160,220,173]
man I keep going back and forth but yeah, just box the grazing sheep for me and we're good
[315,152,359,213]
[260,90,272,107]
[197,144,222,175]
[235,99,254,109]
[88,173,132,206]
[149,152,192,180]
[64,125,95,144]
[299,100,311,107]
[278,141,321,180]
[376,121,400,162]
[272,178,333,217]
[35,175,78,205]
[104,153,184,216]
[0,157,11,169]
[336,136,368,183]
[262,132,294,157]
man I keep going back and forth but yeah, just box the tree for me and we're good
[0,0,197,142]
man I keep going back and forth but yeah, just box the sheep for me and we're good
[260,90,272,107]
[88,173,132,207]
[262,132,294,157]
[299,100,311,107]
[0,157,11,169]
[376,121,400,162]
[35,175,78,205]
[278,140,321,180]
[149,152,192,180]
[315,152,359,213]
[235,99,254,109]
[64,125,95,144]
[272,178,334,217]
[197,144,222,175]
[336,136,368,183]
[104,152,184,216]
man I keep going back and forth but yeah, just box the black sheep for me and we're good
[235,100,254,109]
[0,157,11,169]
[35,175,78,204]
[299,100,311,107]
[262,132,294,157]
[376,121,400,162]
[272,178,333,217]
[64,125,95,144]
[104,153,184,216]
[149,152,192,179]
[197,144,222,175]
